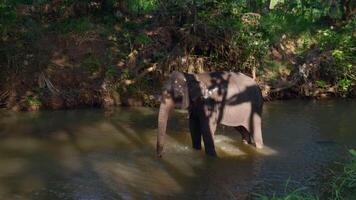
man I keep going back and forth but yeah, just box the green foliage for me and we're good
[296,32,316,54]
[0,2,18,41]
[105,65,119,78]
[337,78,352,92]
[134,33,152,46]
[269,0,284,9]
[350,149,356,157]
[0,2,17,25]
[50,18,94,34]
[157,0,271,72]
[0,0,355,102]
[26,96,42,107]
[126,0,159,14]
[328,150,356,200]
[315,19,355,93]
[317,29,338,50]
[156,0,355,82]
[81,56,101,74]
[315,80,328,88]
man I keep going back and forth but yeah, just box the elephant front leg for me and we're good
[202,132,216,156]
[200,113,218,156]
[189,115,202,150]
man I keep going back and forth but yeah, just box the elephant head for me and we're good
[157,71,191,157]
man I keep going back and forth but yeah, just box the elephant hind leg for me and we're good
[251,113,263,149]
[202,127,217,156]
[253,127,263,149]
[235,126,251,144]
[241,113,263,149]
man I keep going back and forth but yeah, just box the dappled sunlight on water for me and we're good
[0,100,355,199]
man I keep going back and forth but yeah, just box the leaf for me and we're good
[349,149,356,157]
[269,0,284,9]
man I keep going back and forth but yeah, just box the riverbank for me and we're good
[257,150,356,200]
[0,1,354,111]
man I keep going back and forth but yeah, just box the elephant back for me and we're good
[220,72,263,127]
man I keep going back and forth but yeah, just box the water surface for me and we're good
[0,100,355,199]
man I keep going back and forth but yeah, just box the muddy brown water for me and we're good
[0,100,355,200]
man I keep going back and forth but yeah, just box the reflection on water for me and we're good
[0,100,355,199]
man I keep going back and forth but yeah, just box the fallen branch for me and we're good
[269,84,296,93]
[39,72,60,94]
[122,63,158,86]
[0,90,9,100]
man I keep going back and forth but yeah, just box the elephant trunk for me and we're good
[157,95,174,157]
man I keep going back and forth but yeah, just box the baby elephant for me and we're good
[157,71,264,157]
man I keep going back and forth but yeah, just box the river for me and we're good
[0,100,355,199]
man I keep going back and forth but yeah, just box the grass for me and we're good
[327,150,356,200]
[256,192,318,200]
[256,150,356,200]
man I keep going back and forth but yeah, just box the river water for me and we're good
[0,100,355,199]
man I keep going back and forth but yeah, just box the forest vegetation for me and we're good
[0,0,355,111]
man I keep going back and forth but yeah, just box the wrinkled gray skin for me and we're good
[157,71,264,157]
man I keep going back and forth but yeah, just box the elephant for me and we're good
[157,71,264,157]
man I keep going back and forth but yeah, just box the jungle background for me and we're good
[0,0,355,111]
